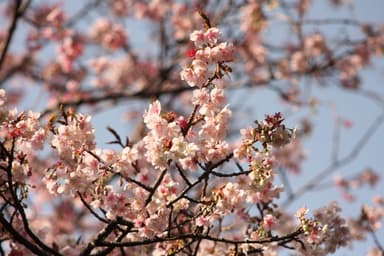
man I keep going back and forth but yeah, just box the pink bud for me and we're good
[177,116,187,129]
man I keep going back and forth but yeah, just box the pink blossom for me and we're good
[262,214,276,231]
[204,27,221,45]
[210,87,226,106]
[180,61,208,88]
[192,87,209,105]
[171,3,194,40]
[88,57,110,74]
[176,116,187,129]
[211,42,236,62]
[89,18,127,51]
[196,216,211,227]
[304,33,328,57]
[57,36,83,72]
[46,7,66,27]
[290,51,307,72]
[190,30,205,47]
[108,0,130,17]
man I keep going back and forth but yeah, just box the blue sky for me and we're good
[2,0,384,255]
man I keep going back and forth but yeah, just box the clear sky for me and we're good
[2,0,384,255]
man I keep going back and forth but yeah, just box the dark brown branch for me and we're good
[0,0,30,72]
[40,86,194,118]
[89,227,131,256]
[144,168,167,206]
[97,228,303,247]
[79,221,118,256]
[167,154,234,207]
[4,138,62,255]
[77,192,109,224]
[205,153,234,170]
[166,168,211,208]
[175,163,192,186]
[0,213,46,255]
[125,176,152,192]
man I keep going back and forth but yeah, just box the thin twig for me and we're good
[283,110,384,207]
[0,0,30,72]
[144,168,167,206]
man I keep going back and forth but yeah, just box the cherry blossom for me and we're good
[0,2,383,256]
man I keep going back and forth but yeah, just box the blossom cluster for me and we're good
[143,25,236,173]
[87,56,158,91]
[180,27,235,87]
[333,168,380,201]
[0,95,46,184]
[1,2,383,255]
[89,18,127,51]
[295,202,351,255]
[0,22,356,254]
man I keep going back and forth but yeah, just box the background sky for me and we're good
[2,0,384,255]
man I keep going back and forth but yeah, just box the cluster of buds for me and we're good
[234,112,294,160]
[295,207,327,244]
[256,112,294,148]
